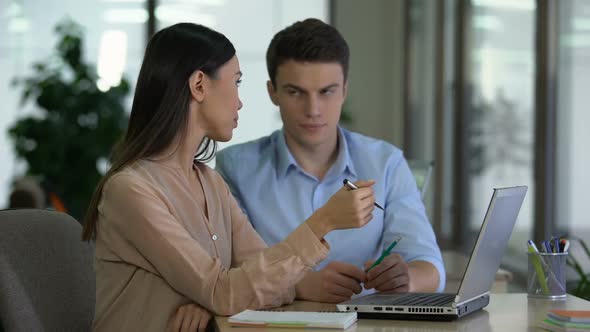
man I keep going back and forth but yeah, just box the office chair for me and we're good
[0,209,95,331]
[407,160,434,200]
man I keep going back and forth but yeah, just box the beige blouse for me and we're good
[92,159,329,331]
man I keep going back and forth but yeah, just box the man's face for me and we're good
[267,60,347,151]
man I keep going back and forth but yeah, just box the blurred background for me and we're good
[0,0,588,296]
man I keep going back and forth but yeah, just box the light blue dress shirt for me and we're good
[216,127,445,292]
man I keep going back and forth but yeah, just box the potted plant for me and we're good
[567,236,590,300]
[8,19,129,220]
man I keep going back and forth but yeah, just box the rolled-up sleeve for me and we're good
[99,173,329,316]
[382,156,446,292]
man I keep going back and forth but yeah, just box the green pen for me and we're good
[367,236,403,272]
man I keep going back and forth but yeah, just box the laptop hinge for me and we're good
[453,291,490,307]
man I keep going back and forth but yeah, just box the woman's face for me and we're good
[197,55,243,142]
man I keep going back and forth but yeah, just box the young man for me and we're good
[216,18,444,303]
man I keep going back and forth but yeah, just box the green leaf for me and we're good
[9,17,129,220]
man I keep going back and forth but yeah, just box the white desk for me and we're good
[215,293,590,332]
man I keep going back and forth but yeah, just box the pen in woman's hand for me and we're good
[342,179,384,211]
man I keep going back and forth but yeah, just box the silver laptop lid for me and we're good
[456,186,527,304]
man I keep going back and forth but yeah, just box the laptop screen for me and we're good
[456,186,527,303]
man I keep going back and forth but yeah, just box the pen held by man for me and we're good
[364,253,410,292]
[367,236,403,272]
[363,257,440,293]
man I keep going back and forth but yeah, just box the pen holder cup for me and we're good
[527,252,567,299]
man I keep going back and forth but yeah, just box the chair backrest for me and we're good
[407,160,434,200]
[0,209,95,332]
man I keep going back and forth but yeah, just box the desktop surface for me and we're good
[214,293,590,332]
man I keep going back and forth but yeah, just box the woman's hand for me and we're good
[307,180,376,239]
[167,303,212,332]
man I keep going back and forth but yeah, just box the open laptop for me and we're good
[337,186,528,321]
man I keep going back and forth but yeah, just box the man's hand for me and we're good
[363,254,410,292]
[167,303,212,332]
[296,261,367,303]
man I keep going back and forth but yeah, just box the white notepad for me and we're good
[228,309,358,329]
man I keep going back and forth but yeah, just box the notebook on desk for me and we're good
[337,186,528,321]
[228,309,357,329]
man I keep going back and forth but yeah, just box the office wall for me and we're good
[332,0,405,147]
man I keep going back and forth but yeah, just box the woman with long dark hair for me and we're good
[82,23,376,331]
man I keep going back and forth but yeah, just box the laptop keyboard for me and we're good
[370,293,455,307]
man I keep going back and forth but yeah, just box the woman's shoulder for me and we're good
[97,165,162,217]
[104,162,156,194]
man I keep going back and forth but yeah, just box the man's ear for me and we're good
[266,80,279,106]
[343,80,349,99]
[189,70,206,103]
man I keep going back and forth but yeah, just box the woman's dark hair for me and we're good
[266,18,349,87]
[82,23,235,241]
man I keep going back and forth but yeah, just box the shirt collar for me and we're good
[275,130,297,177]
[275,126,357,180]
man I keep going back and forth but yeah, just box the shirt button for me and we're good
[212,235,218,241]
